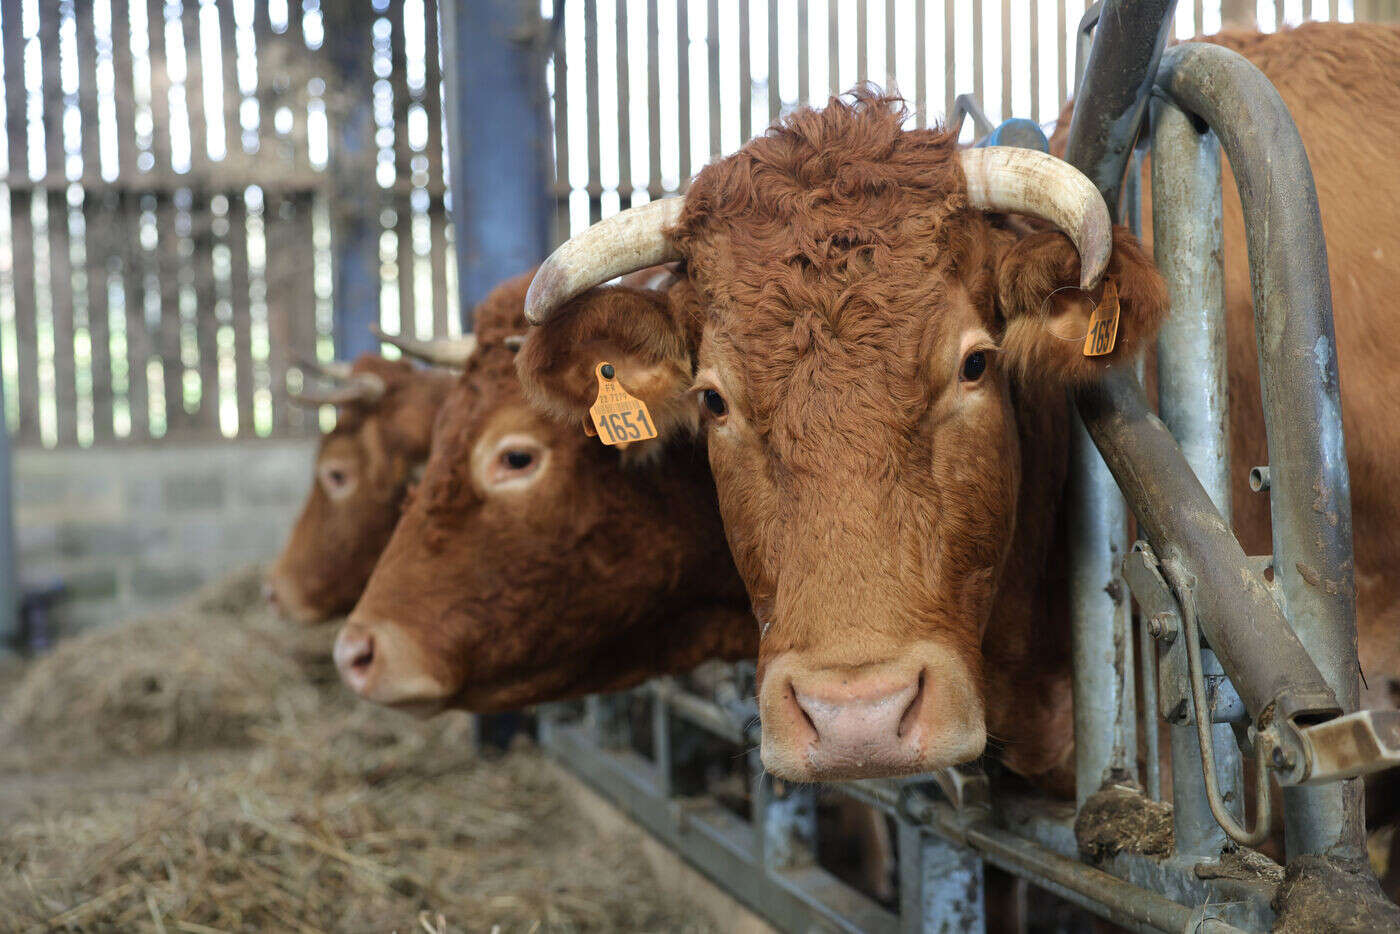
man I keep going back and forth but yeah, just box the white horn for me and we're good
[371,325,478,367]
[524,198,685,325]
[959,147,1112,290]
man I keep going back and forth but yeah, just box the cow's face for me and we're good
[266,357,448,623]
[518,94,1166,780]
[334,292,753,713]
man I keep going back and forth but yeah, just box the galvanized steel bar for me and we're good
[1155,40,1363,862]
[1150,96,1245,858]
[898,824,986,933]
[1061,0,1174,807]
[1066,414,1138,806]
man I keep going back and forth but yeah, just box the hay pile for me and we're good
[0,570,715,933]
[1,568,336,765]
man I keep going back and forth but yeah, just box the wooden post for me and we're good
[1220,0,1257,28]
[439,0,553,328]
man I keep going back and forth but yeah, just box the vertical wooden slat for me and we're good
[85,192,114,442]
[827,0,839,99]
[264,193,307,434]
[1331,0,1341,21]
[857,0,867,84]
[945,0,955,119]
[1057,0,1067,111]
[76,4,109,440]
[146,0,172,174]
[1001,0,1011,118]
[647,0,661,196]
[226,197,253,437]
[155,193,183,435]
[396,207,415,341]
[739,0,752,142]
[75,0,103,180]
[181,0,207,177]
[797,0,809,106]
[423,0,445,193]
[973,0,984,107]
[616,0,634,204]
[915,0,926,125]
[709,0,721,154]
[1029,0,1039,122]
[584,0,601,220]
[885,0,895,91]
[48,191,76,445]
[678,0,693,180]
[193,198,219,435]
[122,196,151,440]
[765,0,778,122]
[39,3,63,182]
[1193,0,1204,35]
[110,0,137,179]
[430,204,450,335]
[9,192,38,444]
[388,0,416,335]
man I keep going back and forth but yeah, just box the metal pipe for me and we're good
[1154,38,1362,862]
[1150,95,1246,857]
[1075,370,1337,730]
[1067,417,1138,805]
[1062,0,1177,219]
[1062,0,1177,811]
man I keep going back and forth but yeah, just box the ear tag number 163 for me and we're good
[588,362,658,446]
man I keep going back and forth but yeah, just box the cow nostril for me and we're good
[787,681,821,744]
[897,670,926,739]
[350,634,375,672]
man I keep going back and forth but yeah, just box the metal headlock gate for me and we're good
[525,2,1400,931]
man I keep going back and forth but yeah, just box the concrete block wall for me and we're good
[13,440,317,639]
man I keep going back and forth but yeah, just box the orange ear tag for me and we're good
[1082,278,1121,357]
[588,362,659,446]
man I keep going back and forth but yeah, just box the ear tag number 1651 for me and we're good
[588,362,658,447]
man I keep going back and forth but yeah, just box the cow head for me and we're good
[266,355,455,623]
[333,273,755,713]
[518,94,1167,781]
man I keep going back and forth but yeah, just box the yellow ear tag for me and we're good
[1082,278,1121,357]
[588,362,659,446]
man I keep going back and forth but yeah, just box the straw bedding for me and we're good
[0,570,714,933]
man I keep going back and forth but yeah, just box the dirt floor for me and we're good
[0,569,716,933]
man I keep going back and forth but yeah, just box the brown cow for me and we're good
[265,355,456,623]
[332,272,757,712]
[517,23,1400,786]
[517,92,1163,788]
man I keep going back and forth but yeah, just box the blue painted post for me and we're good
[326,4,380,361]
[439,0,553,329]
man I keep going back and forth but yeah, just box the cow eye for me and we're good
[502,450,534,470]
[960,350,988,383]
[701,388,728,418]
[319,463,356,499]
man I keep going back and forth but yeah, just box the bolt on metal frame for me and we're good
[538,2,1389,930]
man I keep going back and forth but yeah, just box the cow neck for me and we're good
[981,380,1077,790]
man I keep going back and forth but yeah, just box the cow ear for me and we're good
[515,285,698,441]
[996,226,1168,386]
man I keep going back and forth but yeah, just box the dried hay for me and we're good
[0,568,337,766]
[0,569,716,933]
